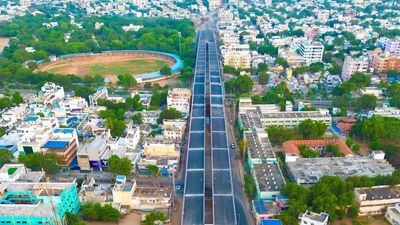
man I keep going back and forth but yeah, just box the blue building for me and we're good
[0,181,80,225]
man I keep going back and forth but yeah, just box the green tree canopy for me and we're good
[160,66,172,76]
[80,203,121,222]
[298,119,327,139]
[11,92,24,104]
[142,211,167,225]
[353,94,377,113]
[299,145,319,158]
[18,153,60,173]
[108,155,132,176]
[158,107,183,124]
[0,149,13,167]
[117,74,137,89]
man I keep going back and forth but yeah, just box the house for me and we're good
[385,203,400,225]
[355,185,400,216]
[299,211,329,225]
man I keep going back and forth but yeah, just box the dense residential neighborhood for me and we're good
[0,0,399,225]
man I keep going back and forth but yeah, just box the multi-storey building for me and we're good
[89,86,108,107]
[222,44,251,69]
[378,37,400,55]
[298,41,324,65]
[385,203,400,225]
[0,181,80,225]
[41,128,79,167]
[371,48,400,74]
[167,88,191,115]
[355,185,400,216]
[39,82,65,105]
[341,55,369,81]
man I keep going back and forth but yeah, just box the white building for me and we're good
[163,119,186,142]
[298,41,324,65]
[167,88,191,115]
[379,37,400,55]
[299,211,329,225]
[317,10,330,24]
[89,86,108,107]
[385,203,400,225]
[40,82,65,105]
[222,44,252,69]
[341,56,369,81]
[124,124,140,150]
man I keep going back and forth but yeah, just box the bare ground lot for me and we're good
[37,53,174,83]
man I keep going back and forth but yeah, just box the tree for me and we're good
[142,211,167,225]
[348,72,371,89]
[299,145,319,158]
[0,97,12,110]
[237,140,248,159]
[0,149,13,167]
[258,44,278,56]
[117,74,137,89]
[18,153,60,173]
[11,92,24,105]
[66,213,86,225]
[259,71,269,85]
[160,66,172,76]
[309,62,324,73]
[258,63,268,72]
[147,165,160,176]
[324,144,343,157]
[106,119,126,137]
[350,116,400,142]
[223,65,240,75]
[328,63,341,75]
[275,57,289,68]
[226,75,254,95]
[131,113,144,125]
[80,203,121,222]
[298,119,327,139]
[0,127,5,137]
[108,155,132,176]
[353,94,377,113]
[266,125,296,146]
[235,75,254,94]
[73,86,96,101]
[158,108,183,124]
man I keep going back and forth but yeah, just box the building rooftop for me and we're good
[260,219,283,225]
[254,163,286,192]
[0,203,55,217]
[245,130,275,159]
[42,140,70,149]
[53,128,75,134]
[288,157,395,184]
[355,185,400,201]
[301,211,329,223]
[283,139,353,157]
[133,187,172,198]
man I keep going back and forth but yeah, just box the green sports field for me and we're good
[88,59,169,75]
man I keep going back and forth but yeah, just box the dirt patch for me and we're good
[85,213,141,225]
[332,216,390,225]
[37,52,175,79]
